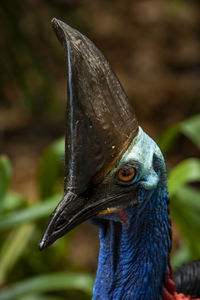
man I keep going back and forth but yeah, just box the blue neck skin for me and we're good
[92,186,171,300]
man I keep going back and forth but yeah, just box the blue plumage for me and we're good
[93,129,171,299]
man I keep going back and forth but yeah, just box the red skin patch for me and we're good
[116,208,128,226]
[175,293,198,300]
[163,290,198,300]
[163,262,200,300]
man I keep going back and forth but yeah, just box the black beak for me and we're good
[39,192,82,250]
[39,18,138,250]
[39,188,125,250]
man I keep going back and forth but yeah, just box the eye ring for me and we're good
[117,167,136,182]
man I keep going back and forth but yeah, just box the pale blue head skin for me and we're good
[107,126,166,188]
[92,128,171,300]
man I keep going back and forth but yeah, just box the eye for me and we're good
[117,167,136,182]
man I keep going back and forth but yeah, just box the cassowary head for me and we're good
[39,18,167,251]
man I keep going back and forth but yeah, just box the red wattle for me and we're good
[163,260,200,300]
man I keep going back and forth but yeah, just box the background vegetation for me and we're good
[0,0,200,299]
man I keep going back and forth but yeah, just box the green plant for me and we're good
[0,155,93,300]
[158,114,200,267]
[0,114,199,299]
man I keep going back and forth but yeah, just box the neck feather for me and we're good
[92,186,172,300]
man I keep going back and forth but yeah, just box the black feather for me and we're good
[174,260,200,298]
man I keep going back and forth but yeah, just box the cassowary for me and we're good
[40,18,200,300]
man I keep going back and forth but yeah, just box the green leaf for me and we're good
[2,192,27,212]
[0,156,12,209]
[168,158,200,196]
[20,295,68,300]
[181,114,200,148]
[170,184,200,261]
[171,240,191,270]
[0,223,35,285]
[0,194,61,231]
[38,137,64,199]
[158,124,180,155]
[0,273,94,300]
[170,198,200,258]
[158,114,200,154]
[175,185,200,212]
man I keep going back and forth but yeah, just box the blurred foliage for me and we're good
[0,0,86,120]
[158,114,200,155]
[0,152,93,299]
[0,114,200,299]
[158,114,200,267]
[38,138,64,199]
[0,157,12,210]
[1,0,200,133]
[0,273,93,300]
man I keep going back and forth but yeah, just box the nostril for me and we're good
[55,217,66,231]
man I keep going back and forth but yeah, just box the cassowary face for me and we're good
[93,127,167,224]
[40,127,166,249]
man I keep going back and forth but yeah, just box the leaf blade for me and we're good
[181,114,200,148]
[168,158,200,196]
[0,273,94,300]
[0,194,61,231]
[0,156,12,210]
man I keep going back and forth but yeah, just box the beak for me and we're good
[39,192,82,250]
[39,18,139,250]
[39,189,115,250]
[39,185,133,250]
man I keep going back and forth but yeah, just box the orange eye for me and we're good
[117,167,136,182]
